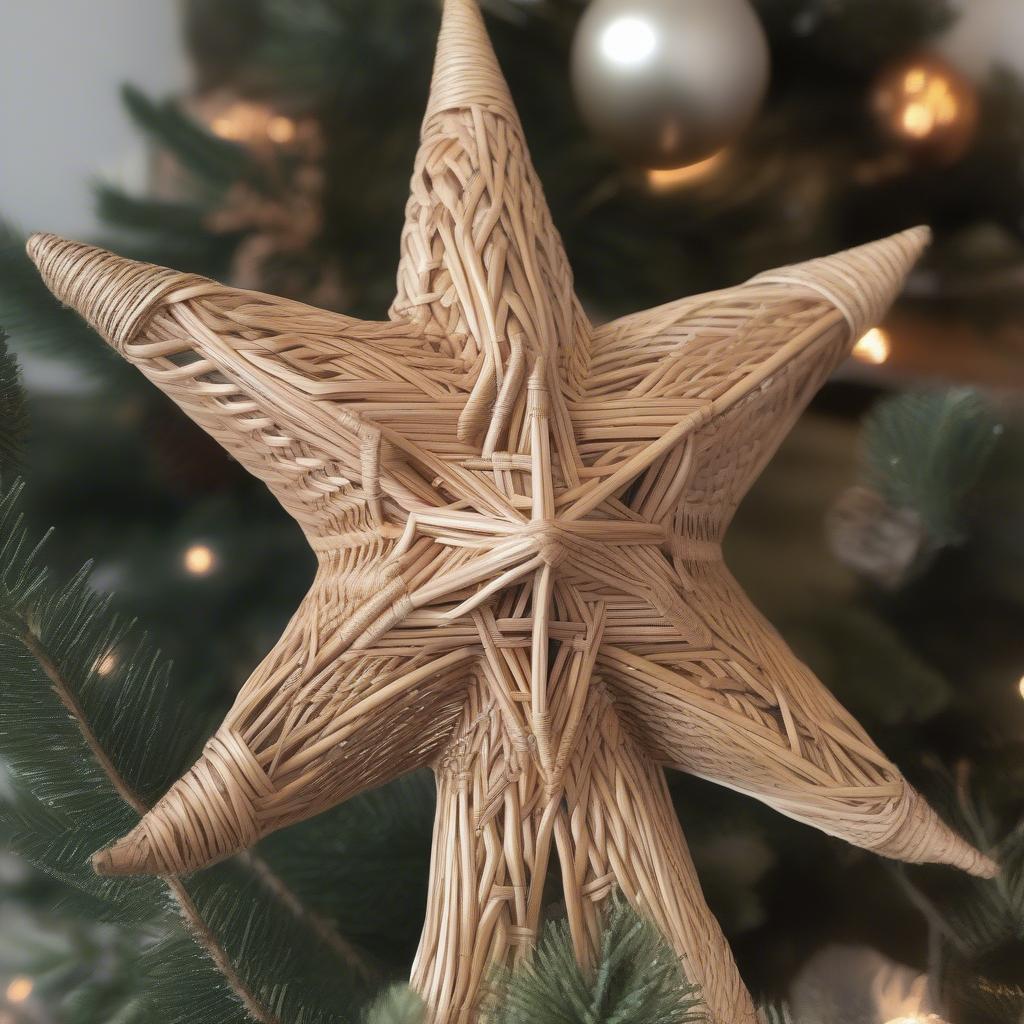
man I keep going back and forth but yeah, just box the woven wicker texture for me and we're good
[27,2,996,1021]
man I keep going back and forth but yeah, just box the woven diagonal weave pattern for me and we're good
[27,2,996,1021]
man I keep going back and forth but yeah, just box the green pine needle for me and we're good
[0,332,27,476]
[0,480,379,1021]
[363,984,426,1024]
[0,480,199,917]
[862,388,1002,546]
[140,934,253,1024]
[757,1006,797,1024]
[255,772,436,964]
[483,895,703,1024]
[925,821,1024,953]
[95,184,214,238]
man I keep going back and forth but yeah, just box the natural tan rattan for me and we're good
[27,2,997,1021]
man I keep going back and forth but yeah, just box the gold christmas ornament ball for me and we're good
[571,0,770,168]
[872,54,978,162]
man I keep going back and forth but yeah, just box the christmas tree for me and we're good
[0,1,1022,1022]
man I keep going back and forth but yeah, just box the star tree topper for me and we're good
[28,2,995,1021]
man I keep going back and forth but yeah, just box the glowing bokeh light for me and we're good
[893,66,960,141]
[600,17,657,67]
[267,115,297,144]
[183,544,216,576]
[646,150,727,191]
[5,977,33,1003]
[853,327,892,366]
[211,103,297,145]
[95,652,118,677]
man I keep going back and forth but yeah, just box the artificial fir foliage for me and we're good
[861,388,1002,548]
[483,895,702,1024]
[896,798,1024,1023]
[827,389,1003,586]
[0,333,26,475]
[363,986,427,1024]
[0,476,388,1022]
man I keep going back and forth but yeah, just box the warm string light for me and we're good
[884,1017,947,1024]
[266,115,297,144]
[646,150,727,192]
[872,56,976,161]
[853,327,892,365]
[1018,674,1024,700]
[211,102,297,146]
[898,66,960,140]
[95,651,118,677]
[183,543,216,576]
[5,977,32,1003]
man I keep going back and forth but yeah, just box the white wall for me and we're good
[941,0,1024,79]
[0,0,188,237]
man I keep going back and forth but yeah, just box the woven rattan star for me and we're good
[28,2,995,1020]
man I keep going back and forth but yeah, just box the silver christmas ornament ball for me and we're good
[571,0,770,168]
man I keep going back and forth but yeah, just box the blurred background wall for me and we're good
[0,0,186,236]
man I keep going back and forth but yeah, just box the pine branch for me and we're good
[17,617,148,817]
[861,388,1003,547]
[891,778,1022,961]
[173,858,378,1022]
[757,1006,796,1024]
[254,772,436,965]
[140,932,257,1024]
[95,184,215,238]
[0,483,268,1015]
[242,850,380,985]
[362,985,425,1024]
[483,894,703,1024]
[168,883,279,1024]
[0,481,378,1021]
[0,332,27,475]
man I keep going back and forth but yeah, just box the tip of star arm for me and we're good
[752,226,931,343]
[872,784,999,879]
[423,0,519,126]
[92,828,159,877]
[91,732,264,877]
[26,232,210,353]
[92,816,247,878]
